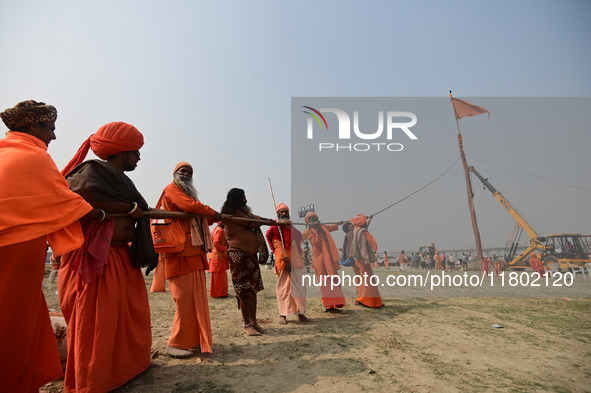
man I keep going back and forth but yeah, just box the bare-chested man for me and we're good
[58,121,157,393]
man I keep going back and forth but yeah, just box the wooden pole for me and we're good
[451,91,485,269]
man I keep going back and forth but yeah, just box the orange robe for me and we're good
[0,132,92,393]
[267,225,307,316]
[207,225,229,298]
[150,255,167,292]
[529,256,546,276]
[435,254,442,270]
[384,254,390,269]
[161,182,215,352]
[303,224,345,310]
[350,228,383,308]
[59,158,156,393]
[59,245,151,393]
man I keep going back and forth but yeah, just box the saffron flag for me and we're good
[451,97,489,120]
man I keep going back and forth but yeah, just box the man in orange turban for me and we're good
[0,100,99,393]
[158,162,221,358]
[302,212,346,312]
[266,204,310,324]
[346,214,383,308]
[58,121,158,393]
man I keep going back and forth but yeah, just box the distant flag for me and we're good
[451,97,490,120]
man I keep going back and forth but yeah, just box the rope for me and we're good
[467,154,591,193]
[370,158,460,216]
[291,158,460,226]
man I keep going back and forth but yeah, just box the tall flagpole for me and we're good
[450,91,485,269]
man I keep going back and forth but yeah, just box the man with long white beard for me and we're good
[159,162,221,358]
[266,204,310,325]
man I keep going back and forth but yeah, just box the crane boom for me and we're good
[468,166,546,268]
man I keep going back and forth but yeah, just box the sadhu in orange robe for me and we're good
[266,223,307,317]
[0,131,92,393]
[59,159,157,393]
[58,121,158,393]
[207,225,230,297]
[161,181,216,353]
[345,214,383,308]
[302,213,345,310]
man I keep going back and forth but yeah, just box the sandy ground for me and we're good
[41,265,591,393]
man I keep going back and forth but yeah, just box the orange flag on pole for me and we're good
[451,97,489,120]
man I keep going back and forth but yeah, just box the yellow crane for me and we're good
[469,166,591,271]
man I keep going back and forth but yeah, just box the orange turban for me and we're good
[276,203,289,212]
[304,211,318,223]
[62,121,144,175]
[351,214,367,227]
[90,122,144,160]
[174,162,192,174]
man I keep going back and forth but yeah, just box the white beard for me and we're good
[174,173,198,200]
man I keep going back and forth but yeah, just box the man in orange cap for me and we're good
[158,162,221,358]
[347,214,383,308]
[266,204,310,324]
[0,100,98,393]
[58,121,158,393]
[302,211,346,312]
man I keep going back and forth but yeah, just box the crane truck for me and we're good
[469,166,591,271]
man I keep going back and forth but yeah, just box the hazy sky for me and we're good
[2,1,590,252]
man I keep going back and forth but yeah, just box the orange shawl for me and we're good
[0,132,92,254]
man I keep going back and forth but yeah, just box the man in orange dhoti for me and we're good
[266,204,310,324]
[344,214,383,308]
[302,212,346,312]
[208,224,230,298]
[59,121,158,392]
[160,162,221,357]
[384,251,390,269]
[0,101,95,393]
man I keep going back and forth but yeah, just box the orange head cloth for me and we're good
[276,203,289,212]
[530,252,537,258]
[350,214,367,227]
[174,161,192,174]
[62,121,144,176]
[304,211,318,223]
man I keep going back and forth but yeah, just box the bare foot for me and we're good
[166,346,193,358]
[253,323,267,334]
[297,314,311,322]
[243,324,261,336]
[279,315,288,325]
